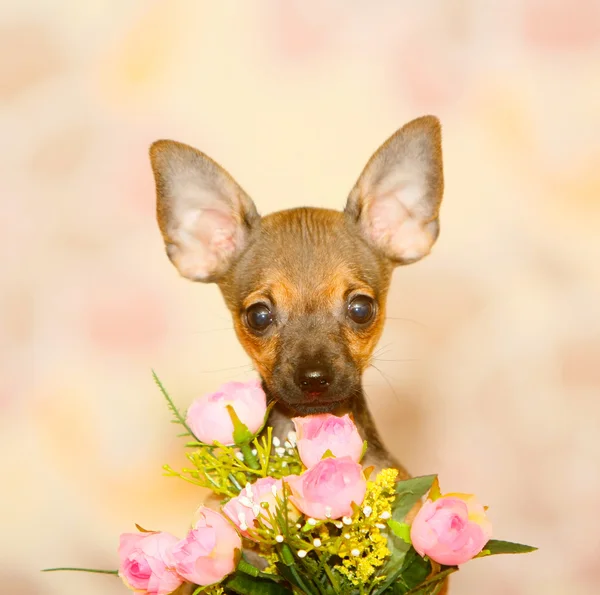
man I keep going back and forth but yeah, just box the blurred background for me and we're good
[2,1,600,593]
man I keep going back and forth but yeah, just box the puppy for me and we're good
[150,115,445,593]
[149,115,442,478]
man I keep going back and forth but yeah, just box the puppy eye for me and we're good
[246,303,274,332]
[347,295,375,325]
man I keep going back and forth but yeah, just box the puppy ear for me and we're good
[149,140,259,282]
[345,115,443,264]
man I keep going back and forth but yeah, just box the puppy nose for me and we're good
[294,363,332,394]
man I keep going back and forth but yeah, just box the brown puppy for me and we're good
[150,115,446,594]
[149,115,443,477]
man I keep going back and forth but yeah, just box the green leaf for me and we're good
[360,440,368,462]
[477,539,537,557]
[152,370,199,441]
[399,548,432,591]
[388,520,412,544]
[41,567,119,575]
[372,533,412,594]
[224,573,291,595]
[135,523,155,533]
[405,567,457,595]
[274,562,318,595]
[321,449,335,460]
[392,475,437,523]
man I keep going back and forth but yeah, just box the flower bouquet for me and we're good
[44,374,535,595]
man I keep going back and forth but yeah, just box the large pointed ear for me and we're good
[149,140,260,282]
[345,115,443,264]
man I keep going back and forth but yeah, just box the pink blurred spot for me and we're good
[125,160,157,218]
[523,0,600,50]
[83,286,168,351]
[265,1,348,62]
[388,34,469,111]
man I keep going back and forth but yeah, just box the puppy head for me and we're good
[149,116,443,414]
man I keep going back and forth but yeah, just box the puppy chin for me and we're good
[275,388,353,416]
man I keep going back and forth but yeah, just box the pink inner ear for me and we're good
[364,194,436,262]
[366,195,409,240]
[195,208,238,256]
[169,206,244,281]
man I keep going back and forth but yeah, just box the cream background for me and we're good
[2,1,600,593]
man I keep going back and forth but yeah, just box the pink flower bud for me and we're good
[293,413,364,468]
[223,477,284,539]
[410,493,492,566]
[285,456,366,520]
[186,379,266,445]
[118,531,183,595]
[171,507,241,587]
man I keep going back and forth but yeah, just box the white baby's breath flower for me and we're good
[362,505,373,517]
[297,550,307,558]
[342,516,352,525]
[313,538,321,547]
[379,511,391,520]
[237,512,248,531]
[239,496,253,508]
[272,436,281,447]
[275,535,284,543]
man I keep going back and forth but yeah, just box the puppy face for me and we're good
[149,116,443,414]
[218,208,393,413]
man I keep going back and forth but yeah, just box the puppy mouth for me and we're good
[263,378,358,416]
[287,398,350,415]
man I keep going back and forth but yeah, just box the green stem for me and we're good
[288,561,318,595]
[237,558,260,577]
[240,443,260,470]
[42,568,119,575]
[152,370,200,441]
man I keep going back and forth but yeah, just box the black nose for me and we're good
[294,363,333,394]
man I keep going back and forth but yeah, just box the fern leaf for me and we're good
[151,370,199,441]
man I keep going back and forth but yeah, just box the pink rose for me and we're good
[171,507,241,587]
[285,456,367,520]
[410,493,492,566]
[293,413,364,468]
[118,531,183,595]
[223,477,283,538]
[186,379,267,445]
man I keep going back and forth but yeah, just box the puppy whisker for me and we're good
[385,316,428,329]
[197,363,254,374]
[189,327,235,335]
[372,357,419,363]
[369,363,403,405]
